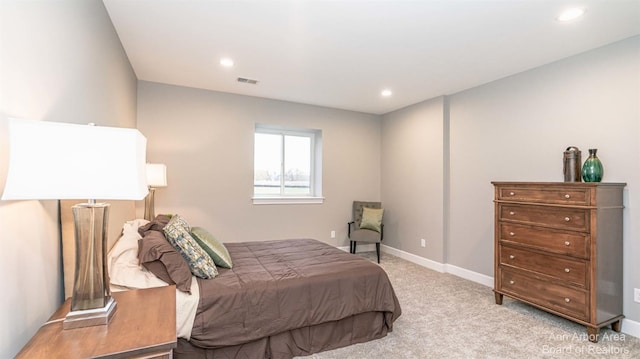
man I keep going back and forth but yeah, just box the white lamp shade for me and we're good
[146,163,167,187]
[1,118,149,201]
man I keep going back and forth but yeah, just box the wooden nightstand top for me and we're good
[16,286,177,359]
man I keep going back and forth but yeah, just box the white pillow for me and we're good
[107,218,199,340]
[107,219,167,289]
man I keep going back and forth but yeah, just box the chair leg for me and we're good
[349,241,353,253]
[353,241,357,254]
[376,243,380,263]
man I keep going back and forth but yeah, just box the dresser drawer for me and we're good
[500,269,588,321]
[497,186,590,205]
[499,204,588,231]
[499,223,589,259]
[499,245,588,287]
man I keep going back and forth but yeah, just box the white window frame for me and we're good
[252,124,323,205]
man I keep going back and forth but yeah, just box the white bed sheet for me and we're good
[107,218,199,340]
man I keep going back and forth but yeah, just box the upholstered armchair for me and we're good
[348,201,384,263]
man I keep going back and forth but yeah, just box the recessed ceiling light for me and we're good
[220,58,234,67]
[381,89,392,97]
[557,7,586,22]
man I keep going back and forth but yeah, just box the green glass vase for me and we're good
[582,148,603,182]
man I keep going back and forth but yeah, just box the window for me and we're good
[253,125,323,204]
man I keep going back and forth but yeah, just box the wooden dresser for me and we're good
[492,182,625,342]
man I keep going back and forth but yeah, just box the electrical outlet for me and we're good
[635,288,640,303]
[330,230,336,239]
[420,238,426,247]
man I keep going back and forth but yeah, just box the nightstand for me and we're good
[16,286,177,358]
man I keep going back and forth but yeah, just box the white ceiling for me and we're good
[103,0,640,115]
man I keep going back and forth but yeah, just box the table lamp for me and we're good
[1,118,148,329]
[144,163,167,221]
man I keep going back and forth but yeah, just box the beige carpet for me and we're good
[299,252,640,359]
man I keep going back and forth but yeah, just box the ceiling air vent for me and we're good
[237,77,259,85]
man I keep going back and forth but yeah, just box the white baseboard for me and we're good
[444,263,494,287]
[381,244,445,273]
[337,243,377,252]
[381,245,492,287]
[340,244,445,273]
[622,318,640,339]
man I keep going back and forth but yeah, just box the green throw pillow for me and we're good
[163,214,218,279]
[191,227,233,269]
[360,207,384,233]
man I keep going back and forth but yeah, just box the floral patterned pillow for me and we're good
[163,214,218,279]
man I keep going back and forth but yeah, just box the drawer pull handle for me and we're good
[509,280,514,285]
[565,194,571,199]
[565,268,571,273]
[564,217,571,222]
[509,211,515,216]
[565,298,571,303]
[509,192,515,196]
[565,241,571,246]
[509,255,515,260]
[509,232,515,236]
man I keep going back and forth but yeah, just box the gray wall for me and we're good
[381,36,640,324]
[0,1,137,357]
[137,81,381,246]
[381,97,445,262]
[449,36,640,324]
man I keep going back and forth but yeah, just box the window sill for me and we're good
[252,196,325,205]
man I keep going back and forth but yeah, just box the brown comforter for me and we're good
[188,238,401,354]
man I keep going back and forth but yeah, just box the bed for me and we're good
[107,217,401,359]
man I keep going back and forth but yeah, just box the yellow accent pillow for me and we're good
[360,207,384,233]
